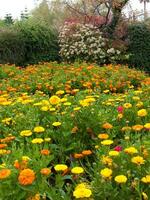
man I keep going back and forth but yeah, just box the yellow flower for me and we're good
[137,109,147,117]
[73,188,92,199]
[40,106,49,111]
[117,113,123,119]
[64,102,71,106]
[56,90,64,95]
[31,138,44,144]
[114,175,127,183]
[132,125,143,131]
[73,107,81,111]
[102,156,112,166]
[123,103,132,109]
[44,138,51,142]
[49,108,56,112]
[124,147,138,154]
[103,90,109,94]
[142,192,148,200]
[34,126,45,133]
[54,164,68,171]
[22,156,30,161]
[49,95,60,105]
[109,151,119,157]
[20,130,32,137]
[141,175,150,184]
[132,96,140,101]
[52,122,61,127]
[101,140,113,146]
[71,167,84,174]
[1,118,12,125]
[100,168,112,179]
[144,123,150,129]
[131,156,145,165]
[136,101,143,108]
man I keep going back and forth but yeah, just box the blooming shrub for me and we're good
[59,23,125,64]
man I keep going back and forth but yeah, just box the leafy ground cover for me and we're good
[0,63,150,200]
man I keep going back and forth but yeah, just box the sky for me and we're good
[0,0,150,19]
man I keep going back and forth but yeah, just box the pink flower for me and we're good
[117,106,124,113]
[114,146,122,152]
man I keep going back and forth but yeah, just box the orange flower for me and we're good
[98,133,109,140]
[40,168,51,176]
[71,126,79,134]
[132,125,143,131]
[74,153,84,159]
[41,149,50,155]
[0,144,7,149]
[0,169,11,179]
[102,123,113,129]
[82,150,92,156]
[18,168,35,185]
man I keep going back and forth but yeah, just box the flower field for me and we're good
[0,63,150,200]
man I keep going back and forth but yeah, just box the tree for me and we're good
[4,14,13,25]
[63,0,130,38]
[140,0,150,20]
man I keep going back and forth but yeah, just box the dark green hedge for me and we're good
[128,23,150,72]
[0,21,60,66]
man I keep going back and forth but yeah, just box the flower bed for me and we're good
[0,63,149,199]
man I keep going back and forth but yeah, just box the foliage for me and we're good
[15,20,60,65]
[0,20,60,66]
[128,23,150,72]
[0,28,25,65]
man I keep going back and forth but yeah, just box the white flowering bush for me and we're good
[59,23,127,64]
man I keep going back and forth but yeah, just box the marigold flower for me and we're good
[41,149,50,155]
[40,168,51,176]
[98,133,109,140]
[132,125,143,131]
[73,188,92,199]
[131,156,145,165]
[100,168,112,179]
[141,175,150,184]
[109,150,119,157]
[20,130,32,137]
[0,144,7,149]
[71,167,84,174]
[102,123,113,129]
[142,192,148,200]
[26,193,40,200]
[74,153,84,159]
[31,138,44,144]
[54,164,68,171]
[52,122,61,127]
[0,169,11,179]
[71,126,79,134]
[144,123,150,130]
[101,140,113,146]
[18,168,35,185]
[137,109,147,117]
[124,147,138,154]
[34,126,45,133]
[114,175,127,183]
[123,103,132,109]
[82,150,92,156]
[101,156,113,166]
[49,95,60,105]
